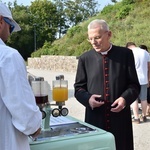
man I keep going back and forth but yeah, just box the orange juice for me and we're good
[52,87,68,102]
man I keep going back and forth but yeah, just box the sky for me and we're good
[1,0,114,10]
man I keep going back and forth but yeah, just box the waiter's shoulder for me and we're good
[0,44,20,58]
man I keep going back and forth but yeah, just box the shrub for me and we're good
[67,26,82,38]
[115,5,132,19]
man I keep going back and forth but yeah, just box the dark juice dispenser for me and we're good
[31,77,51,131]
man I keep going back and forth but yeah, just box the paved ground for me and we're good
[27,68,150,150]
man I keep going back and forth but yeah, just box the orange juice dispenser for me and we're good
[51,75,69,117]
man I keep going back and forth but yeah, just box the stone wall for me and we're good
[27,55,78,72]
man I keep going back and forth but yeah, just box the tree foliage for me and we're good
[52,0,69,38]
[53,0,99,35]
[29,0,58,48]
[64,0,98,26]
[7,4,34,60]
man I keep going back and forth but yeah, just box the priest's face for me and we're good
[88,27,112,53]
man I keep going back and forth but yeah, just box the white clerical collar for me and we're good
[100,44,112,55]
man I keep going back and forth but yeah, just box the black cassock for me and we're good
[74,45,140,150]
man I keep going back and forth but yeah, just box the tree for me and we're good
[54,0,99,27]
[53,0,70,38]
[29,0,59,48]
[7,2,35,60]
[4,0,63,59]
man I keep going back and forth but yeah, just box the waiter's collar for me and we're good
[0,38,6,45]
[100,44,112,55]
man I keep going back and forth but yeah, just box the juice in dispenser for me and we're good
[31,79,49,105]
[52,75,68,102]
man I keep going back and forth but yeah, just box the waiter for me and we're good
[0,3,42,150]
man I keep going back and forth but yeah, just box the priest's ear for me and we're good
[108,31,112,37]
[107,30,112,39]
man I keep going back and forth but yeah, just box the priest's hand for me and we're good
[110,97,126,112]
[89,94,104,110]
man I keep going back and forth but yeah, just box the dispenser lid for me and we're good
[35,77,44,81]
[56,75,64,80]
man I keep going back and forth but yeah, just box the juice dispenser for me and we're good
[31,77,51,131]
[31,77,49,105]
[51,75,69,117]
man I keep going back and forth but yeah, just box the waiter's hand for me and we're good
[89,94,104,110]
[111,97,126,112]
[29,127,41,139]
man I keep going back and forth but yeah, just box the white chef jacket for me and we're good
[0,39,42,150]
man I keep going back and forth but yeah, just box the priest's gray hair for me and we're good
[87,19,109,31]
